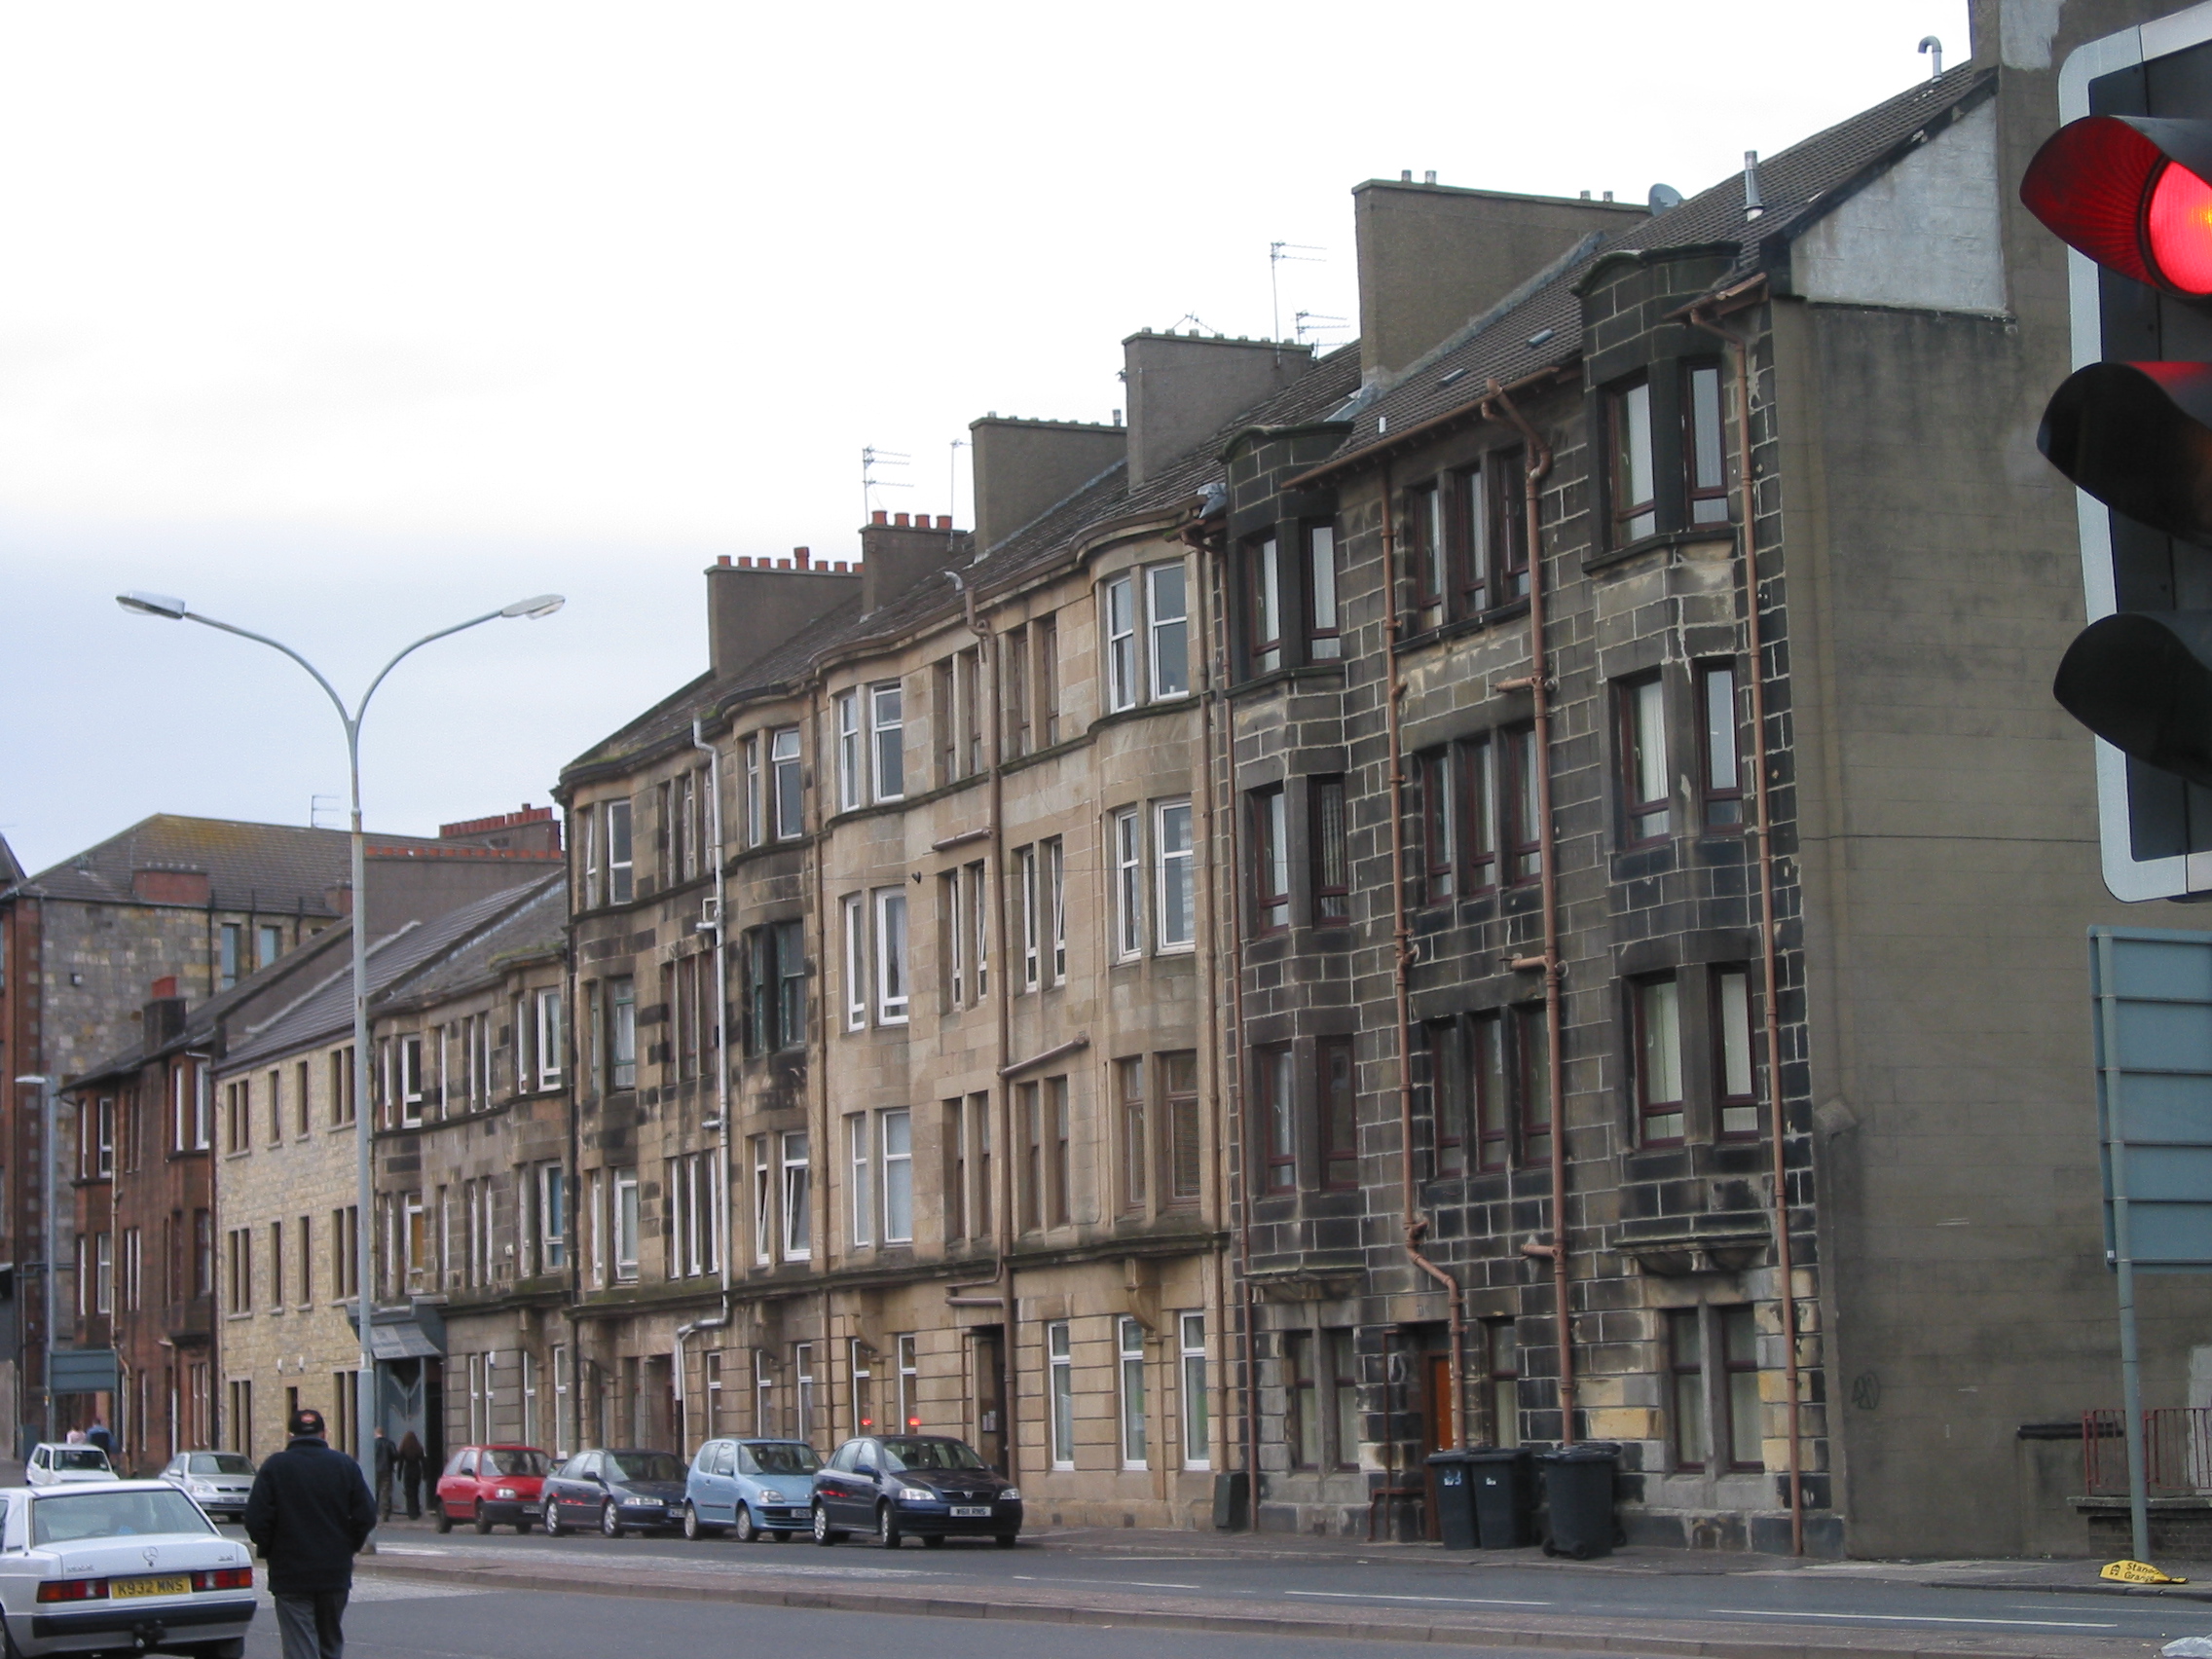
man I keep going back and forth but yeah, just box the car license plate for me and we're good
[949,1505,991,1518]
[112,1575,191,1600]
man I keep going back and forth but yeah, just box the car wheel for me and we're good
[682,1503,708,1541]
[922,1535,946,1548]
[542,1498,564,1536]
[732,1503,758,1543]
[876,1503,903,1549]
[811,1501,842,1545]
[601,1500,623,1539]
[994,1532,1018,1549]
[473,1502,494,1535]
[433,1502,453,1534]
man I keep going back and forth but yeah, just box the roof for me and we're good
[0,836,21,888]
[5,814,445,914]
[379,872,567,1012]
[1319,63,1999,473]
[219,878,558,1071]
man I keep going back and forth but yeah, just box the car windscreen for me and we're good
[34,1489,214,1545]
[189,1454,253,1477]
[741,1443,821,1476]
[480,1449,549,1477]
[52,1449,112,1472]
[879,1438,987,1472]
[605,1452,683,1484]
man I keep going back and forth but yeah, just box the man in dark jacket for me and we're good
[244,1408,377,1659]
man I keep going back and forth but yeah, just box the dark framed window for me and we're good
[1408,481,1446,611]
[1485,1321,1520,1448]
[1257,1044,1297,1194]
[1419,750,1455,904]
[1634,976,1684,1145]
[1251,786,1290,934]
[1163,1051,1201,1204]
[1453,466,1490,615]
[1714,967,1759,1138]
[1503,725,1542,883]
[1721,1307,1763,1469]
[746,923,805,1054]
[1319,1036,1357,1191]
[1459,737,1497,893]
[1608,376,1657,543]
[1698,661,1744,829]
[1118,1057,1146,1213]
[1426,1021,1463,1179]
[1306,524,1342,659]
[1472,1011,1508,1172]
[1514,1004,1551,1165]
[1684,360,1730,526]
[1311,777,1349,924]
[1248,536,1283,675]
[1619,675,1670,845]
[1284,1330,1319,1468]
[1328,1329,1360,1469]
[1488,448,1530,603]
[1669,1308,1708,1470]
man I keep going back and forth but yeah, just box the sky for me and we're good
[0,0,1969,876]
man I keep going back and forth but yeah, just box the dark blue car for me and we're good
[539,1449,688,1537]
[809,1434,1021,1548]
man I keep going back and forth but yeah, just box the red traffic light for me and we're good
[2021,115,2212,295]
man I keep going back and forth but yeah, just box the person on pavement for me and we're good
[85,1417,116,1457]
[371,1428,394,1521]
[244,1407,377,1659]
[396,1430,424,1520]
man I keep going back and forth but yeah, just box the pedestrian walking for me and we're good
[244,1407,377,1659]
[372,1428,394,1521]
[85,1417,115,1458]
[63,1428,85,1445]
[396,1430,424,1520]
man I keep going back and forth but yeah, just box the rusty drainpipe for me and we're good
[1481,383,1573,1447]
[1377,463,1470,1457]
[1685,288,1803,1556]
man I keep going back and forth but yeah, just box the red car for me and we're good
[434,1444,554,1533]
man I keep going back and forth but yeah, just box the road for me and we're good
[238,1520,2212,1655]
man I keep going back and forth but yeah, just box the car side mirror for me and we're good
[856,1463,877,1479]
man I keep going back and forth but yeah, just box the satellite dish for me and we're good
[1648,183,1684,212]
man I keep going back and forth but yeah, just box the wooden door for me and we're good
[972,1328,1006,1473]
[1421,1353,1457,1541]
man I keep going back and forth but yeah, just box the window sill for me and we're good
[1582,526,1733,577]
[1227,660,1347,698]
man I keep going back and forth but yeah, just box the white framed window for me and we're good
[1113,809,1142,960]
[535,989,564,1090]
[969,861,989,998]
[874,889,908,1023]
[400,1035,424,1127]
[1180,1312,1209,1469]
[870,682,904,801]
[1019,846,1040,990]
[849,1115,873,1248]
[842,895,866,1031]
[608,797,634,903]
[612,1168,639,1282]
[1119,1316,1148,1469]
[1047,838,1066,984]
[771,728,803,839]
[1147,561,1190,698]
[744,734,763,847]
[834,690,862,812]
[898,1334,918,1433]
[795,1344,816,1442]
[578,805,599,907]
[1155,800,1194,952]
[781,1132,811,1261]
[751,1137,773,1266]
[536,1163,566,1272]
[1049,1321,1075,1470]
[881,1109,912,1244]
[610,977,637,1090]
[1104,573,1137,711]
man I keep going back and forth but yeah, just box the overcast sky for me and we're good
[0,1,1969,876]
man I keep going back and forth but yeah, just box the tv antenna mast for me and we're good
[862,445,911,522]
[1270,241,1325,341]
[1295,310,1349,345]
[947,437,968,530]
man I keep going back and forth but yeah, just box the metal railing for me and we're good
[2082,1409,2212,1494]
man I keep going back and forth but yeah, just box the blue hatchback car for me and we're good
[682,1438,823,1540]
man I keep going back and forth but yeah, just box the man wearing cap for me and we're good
[244,1408,378,1659]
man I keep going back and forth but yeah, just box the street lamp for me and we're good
[116,590,565,1477]
[12,1075,56,1451]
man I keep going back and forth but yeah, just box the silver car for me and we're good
[156,1454,254,1524]
[0,1482,254,1657]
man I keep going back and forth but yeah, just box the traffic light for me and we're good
[2022,20,2212,901]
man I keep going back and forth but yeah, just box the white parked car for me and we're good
[156,1454,255,1523]
[23,1446,116,1488]
[0,1482,254,1657]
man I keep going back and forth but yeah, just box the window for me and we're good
[1453,467,1490,614]
[219,922,242,990]
[1715,968,1759,1138]
[1486,1322,1521,1448]
[969,860,990,999]
[1251,787,1289,933]
[1155,800,1194,951]
[98,1092,117,1175]
[1420,750,1455,904]
[1472,1012,1508,1173]
[781,1133,811,1261]
[1684,360,1730,526]
[295,1215,310,1304]
[1048,1322,1075,1469]
[609,977,637,1089]
[844,895,867,1030]
[1409,480,1446,610]
[535,990,563,1090]
[1047,1077,1071,1228]
[578,805,600,906]
[1620,676,1670,844]
[1427,1020,1463,1178]
[1669,1308,1708,1470]
[1306,524,1341,658]
[1721,1307,1763,1469]
[1610,377,1657,542]
[1310,778,1348,923]
[1018,1083,1043,1233]
[1699,662,1744,829]
[1284,1329,1319,1467]
[1118,1057,1146,1212]
[1005,625,1030,760]
[124,1228,142,1312]
[1248,536,1282,674]
[1488,449,1530,602]
[1257,1044,1295,1193]
[1119,1317,1148,1469]
[258,923,282,969]
[882,1109,912,1244]
[1635,977,1684,1145]
[1460,738,1497,893]
[1504,725,1542,883]
[607,798,634,904]
[1038,613,1060,746]
[1105,573,1137,711]
[402,1191,426,1289]
[870,682,904,800]
[1112,808,1142,959]
[332,1047,356,1126]
[874,890,908,1023]
[959,647,983,778]
[1147,561,1189,698]
[834,689,862,811]
[1319,1037,1357,1190]
[748,923,805,1052]
[771,728,803,839]
[1046,838,1066,983]
[539,1163,567,1272]
[944,1098,970,1242]
[611,1168,639,1282]
[744,734,763,847]
[1180,1312,1208,1469]
[1329,1329,1360,1468]
[751,1137,772,1266]
[1018,847,1039,990]
[1516,1004,1551,1165]
[1163,1051,1200,1205]
[848,1115,872,1248]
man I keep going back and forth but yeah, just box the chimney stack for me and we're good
[859,513,964,613]
[1122,331,1313,488]
[705,555,862,679]
[968,417,1126,554]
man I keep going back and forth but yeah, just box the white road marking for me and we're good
[1711,1607,2118,1630]
[1285,1590,1552,1607]
[1012,1575,1202,1590]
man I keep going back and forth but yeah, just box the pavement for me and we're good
[334,1513,2212,1657]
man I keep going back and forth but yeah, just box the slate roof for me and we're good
[6,814,445,915]
[1318,62,1999,472]
[378,872,566,1013]
[0,835,20,887]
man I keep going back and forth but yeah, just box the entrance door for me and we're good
[972,1327,1006,1474]
[1421,1352,1457,1542]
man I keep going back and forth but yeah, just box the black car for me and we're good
[809,1434,1021,1548]
[538,1449,689,1537]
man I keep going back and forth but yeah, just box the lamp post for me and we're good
[116,590,564,1478]
[12,1074,57,1451]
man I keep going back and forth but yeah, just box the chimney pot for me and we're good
[871,510,888,526]
[895,512,909,528]
[1401,169,1413,182]
[1423,170,1437,185]
[717,554,732,567]
[152,976,177,999]
[936,515,951,530]
[777,559,791,569]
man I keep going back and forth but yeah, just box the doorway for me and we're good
[972,1327,1006,1473]
[1420,1344,1457,1542]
